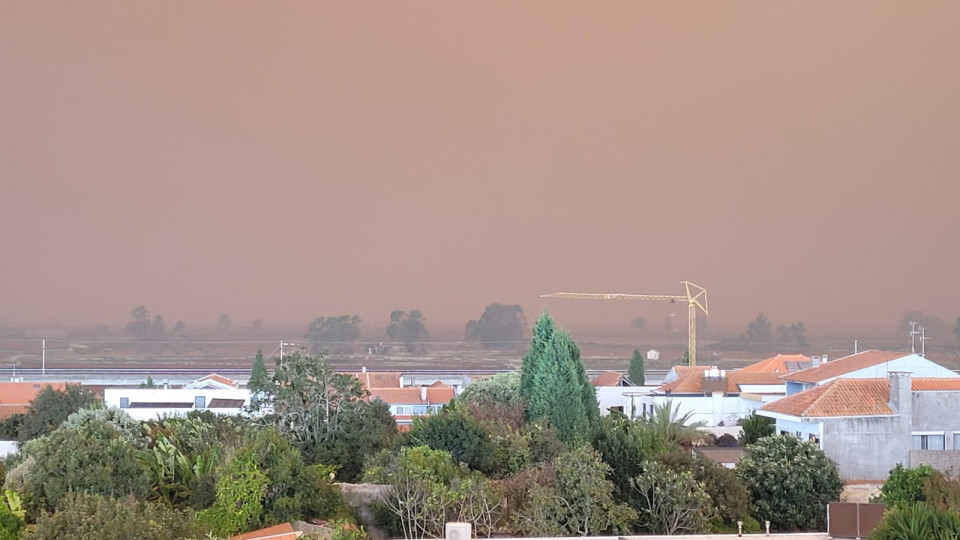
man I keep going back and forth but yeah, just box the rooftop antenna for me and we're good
[909,321,921,354]
[920,327,930,357]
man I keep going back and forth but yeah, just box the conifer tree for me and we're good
[629,348,645,385]
[248,349,271,402]
[520,312,599,443]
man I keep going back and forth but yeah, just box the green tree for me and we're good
[28,493,200,540]
[17,384,98,442]
[386,310,429,352]
[0,490,25,540]
[738,411,775,446]
[520,313,600,442]
[406,402,497,475]
[456,371,525,429]
[630,316,648,333]
[640,401,705,448]
[363,446,502,539]
[519,313,599,443]
[465,304,526,348]
[872,464,936,507]
[517,445,635,537]
[590,413,663,505]
[248,348,271,406]
[744,313,773,343]
[8,409,150,517]
[307,315,362,354]
[199,453,268,537]
[260,352,396,480]
[628,348,645,386]
[737,435,843,531]
[659,450,751,530]
[630,460,713,535]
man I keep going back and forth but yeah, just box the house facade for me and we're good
[760,372,960,481]
[104,386,251,421]
[780,350,958,395]
[641,366,785,426]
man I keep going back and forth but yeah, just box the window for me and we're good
[412,405,428,415]
[913,434,945,450]
[796,431,803,439]
[119,397,129,409]
[955,433,960,450]
[194,396,206,409]
[394,406,410,415]
[610,406,624,414]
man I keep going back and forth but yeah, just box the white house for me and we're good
[104,386,251,421]
[646,349,660,361]
[591,371,656,417]
[780,350,959,395]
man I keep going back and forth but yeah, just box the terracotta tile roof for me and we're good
[657,370,783,394]
[342,371,402,389]
[780,350,908,383]
[0,382,68,406]
[0,404,29,421]
[592,371,626,387]
[739,354,812,374]
[763,379,893,418]
[760,377,960,418]
[912,379,960,391]
[230,522,302,540]
[369,384,455,406]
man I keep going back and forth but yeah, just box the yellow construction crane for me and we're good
[541,281,709,366]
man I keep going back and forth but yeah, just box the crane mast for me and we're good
[542,281,708,366]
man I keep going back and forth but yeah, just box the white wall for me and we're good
[104,387,251,421]
[838,355,960,382]
[641,393,781,426]
[596,386,656,416]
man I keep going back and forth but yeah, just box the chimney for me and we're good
[822,354,829,363]
[812,356,821,367]
[889,371,912,417]
[420,386,428,402]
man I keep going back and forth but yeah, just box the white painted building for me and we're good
[640,365,786,426]
[104,387,251,421]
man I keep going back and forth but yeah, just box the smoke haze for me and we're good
[2,2,959,336]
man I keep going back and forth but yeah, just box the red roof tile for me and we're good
[342,372,402,389]
[657,370,783,394]
[0,404,29,421]
[230,523,301,540]
[762,377,960,418]
[780,350,908,383]
[592,371,626,387]
[369,385,455,406]
[739,354,812,374]
[0,382,68,406]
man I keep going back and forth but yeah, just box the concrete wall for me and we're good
[821,416,906,481]
[913,391,960,431]
[643,394,770,427]
[595,386,654,417]
[910,450,960,474]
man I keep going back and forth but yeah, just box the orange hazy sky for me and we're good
[2,2,959,336]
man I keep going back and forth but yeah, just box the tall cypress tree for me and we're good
[248,348,271,401]
[521,312,599,442]
[629,348,645,385]
[520,312,555,400]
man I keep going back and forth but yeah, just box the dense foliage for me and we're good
[871,503,960,540]
[873,464,936,507]
[519,312,599,443]
[737,435,843,531]
[16,384,97,442]
[738,411,775,446]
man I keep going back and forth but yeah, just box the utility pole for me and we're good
[920,327,930,357]
[909,321,920,354]
[854,340,859,354]
[42,339,46,375]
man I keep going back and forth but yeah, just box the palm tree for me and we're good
[640,401,706,448]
